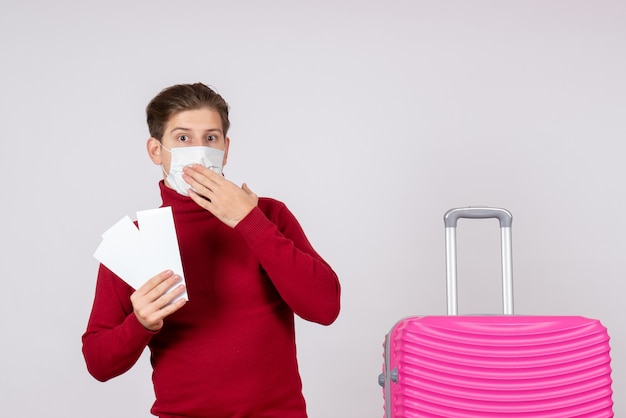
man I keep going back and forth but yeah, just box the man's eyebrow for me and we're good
[169,127,191,134]
[169,127,223,134]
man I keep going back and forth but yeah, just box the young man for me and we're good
[82,83,341,417]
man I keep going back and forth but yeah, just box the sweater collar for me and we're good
[159,180,209,215]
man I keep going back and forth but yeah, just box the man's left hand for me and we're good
[182,164,258,228]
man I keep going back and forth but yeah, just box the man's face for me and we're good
[147,107,230,180]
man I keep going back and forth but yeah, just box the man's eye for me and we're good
[178,135,190,142]
[206,135,217,142]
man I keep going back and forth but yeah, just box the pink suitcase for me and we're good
[379,207,614,417]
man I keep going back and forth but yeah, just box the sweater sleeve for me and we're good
[81,264,156,382]
[235,202,341,325]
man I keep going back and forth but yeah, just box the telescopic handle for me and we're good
[444,207,514,316]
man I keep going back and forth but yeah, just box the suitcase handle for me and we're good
[444,207,512,228]
[444,207,514,315]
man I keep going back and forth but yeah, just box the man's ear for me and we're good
[222,136,230,167]
[147,137,162,165]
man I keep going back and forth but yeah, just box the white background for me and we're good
[1,1,624,417]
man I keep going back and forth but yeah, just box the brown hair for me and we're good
[146,82,230,141]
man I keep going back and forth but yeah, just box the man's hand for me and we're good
[183,164,258,228]
[130,270,187,331]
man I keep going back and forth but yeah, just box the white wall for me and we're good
[1,1,624,416]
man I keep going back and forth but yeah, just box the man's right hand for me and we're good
[130,270,187,331]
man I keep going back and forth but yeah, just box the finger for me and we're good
[188,188,214,212]
[132,282,186,329]
[144,296,186,329]
[136,270,175,296]
[137,274,182,306]
[190,163,223,180]
[158,286,187,312]
[184,164,222,186]
[149,274,184,302]
[183,171,216,201]
[149,281,184,308]
[242,183,259,206]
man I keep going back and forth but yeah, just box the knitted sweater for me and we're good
[82,181,341,417]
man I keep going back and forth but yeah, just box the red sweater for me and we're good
[82,182,341,417]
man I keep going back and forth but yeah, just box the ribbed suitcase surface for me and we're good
[385,315,613,417]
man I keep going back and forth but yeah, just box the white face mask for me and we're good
[161,145,225,196]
